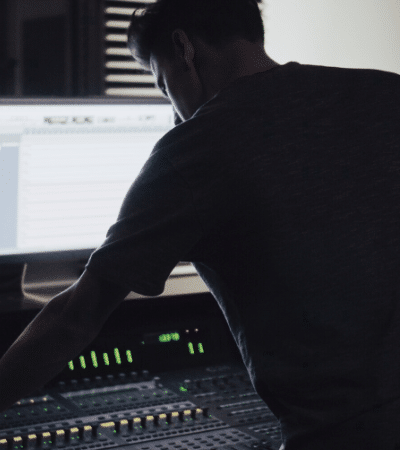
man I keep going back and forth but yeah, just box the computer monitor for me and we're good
[0,97,175,266]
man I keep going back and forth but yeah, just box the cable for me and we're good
[21,263,51,302]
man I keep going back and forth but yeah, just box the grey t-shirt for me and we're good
[86,61,400,448]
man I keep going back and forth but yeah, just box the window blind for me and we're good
[104,0,163,97]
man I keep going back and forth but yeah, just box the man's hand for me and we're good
[0,269,130,413]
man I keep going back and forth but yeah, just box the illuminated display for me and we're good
[127,350,133,363]
[188,342,194,354]
[91,351,98,368]
[67,330,206,372]
[80,356,86,369]
[159,332,180,342]
[114,348,122,365]
[103,353,110,366]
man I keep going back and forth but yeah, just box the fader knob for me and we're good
[55,429,65,444]
[42,432,51,445]
[70,427,80,443]
[0,438,8,450]
[120,419,129,433]
[13,437,23,449]
[133,417,142,428]
[83,426,93,441]
[142,370,149,379]
[171,411,179,422]
[146,415,155,427]
[27,434,37,449]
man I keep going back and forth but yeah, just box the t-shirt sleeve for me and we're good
[85,152,203,296]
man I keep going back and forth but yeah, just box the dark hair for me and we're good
[127,0,265,71]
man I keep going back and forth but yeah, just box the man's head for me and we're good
[127,0,278,122]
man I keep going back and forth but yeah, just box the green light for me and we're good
[188,342,194,354]
[114,348,121,364]
[91,351,98,368]
[198,343,204,353]
[103,353,110,366]
[171,332,180,341]
[159,334,171,343]
[126,350,133,363]
[68,361,74,371]
[79,356,86,369]
[179,386,187,392]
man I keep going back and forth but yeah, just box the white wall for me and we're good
[262,0,400,75]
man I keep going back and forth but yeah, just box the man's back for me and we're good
[86,61,400,448]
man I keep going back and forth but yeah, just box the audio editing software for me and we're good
[0,293,282,450]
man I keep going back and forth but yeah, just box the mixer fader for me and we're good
[0,293,282,450]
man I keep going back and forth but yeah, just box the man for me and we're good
[1,10,400,450]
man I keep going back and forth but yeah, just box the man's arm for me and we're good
[0,269,131,413]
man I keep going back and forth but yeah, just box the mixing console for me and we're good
[0,293,282,450]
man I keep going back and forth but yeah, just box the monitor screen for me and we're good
[0,98,175,264]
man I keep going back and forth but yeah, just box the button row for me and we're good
[0,426,95,449]
[182,374,245,390]
[57,370,151,389]
[0,407,210,449]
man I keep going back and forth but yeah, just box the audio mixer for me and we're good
[0,293,282,450]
